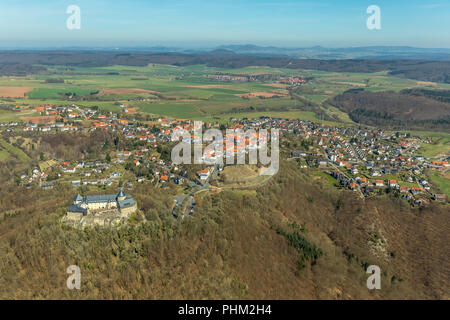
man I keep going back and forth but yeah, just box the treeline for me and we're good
[45,78,65,83]
[0,62,46,76]
[1,50,450,83]
[400,88,450,103]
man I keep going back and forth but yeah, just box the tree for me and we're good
[301,139,312,151]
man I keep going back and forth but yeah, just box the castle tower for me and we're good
[73,194,83,205]
[117,188,126,201]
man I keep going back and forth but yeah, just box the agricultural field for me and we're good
[0,109,22,122]
[0,86,32,98]
[1,63,450,124]
[27,88,99,99]
[0,107,40,123]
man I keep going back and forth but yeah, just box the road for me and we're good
[329,162,365,200]
[171,164,276,218]
[172,165,217,218]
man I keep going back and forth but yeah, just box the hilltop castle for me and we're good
[65,189,137,226]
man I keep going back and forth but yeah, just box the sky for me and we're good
[0,0,449,48]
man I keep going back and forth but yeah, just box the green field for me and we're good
[312,170,338,186]
[428,172,450,197]
[2,63,450,124]
[406,131,450,158]
[0,109,22,122]
[0,149,9,161]
[28,88,99,99]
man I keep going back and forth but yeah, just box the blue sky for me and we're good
[0,0,449,48]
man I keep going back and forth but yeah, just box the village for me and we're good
[205,73,307,86]
[0,102,448,224]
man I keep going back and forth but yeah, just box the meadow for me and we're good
[428,172,450,197]
[407,131,450,157]
[0,109,24,122]
[0,138,31,162]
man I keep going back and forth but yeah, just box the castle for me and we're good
[66,189,137,224]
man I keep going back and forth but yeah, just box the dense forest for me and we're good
[328,89,450,131]
[0,160,448,299]
[0,62,46,76]
[0,50,449,83]
[400,88,450,103]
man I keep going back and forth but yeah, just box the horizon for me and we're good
[1,44,450,50]
[0,0,449,48]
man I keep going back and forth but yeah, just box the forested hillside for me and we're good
[328,89,450,131]
[0,161,448,299]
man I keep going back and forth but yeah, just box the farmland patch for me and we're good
[99,88,160,96]
[185,85,232,89]
[0,86,32,98]
[235,90,288,98]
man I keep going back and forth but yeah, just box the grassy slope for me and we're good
[0,149,9,161]
[0,138,31,161]
[428,172,450,197]
[409,131,450,158]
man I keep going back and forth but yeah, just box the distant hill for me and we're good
[8,44,450,60]
[1,50,450,83]
[217,44,450,60]
[203,49,238,57]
